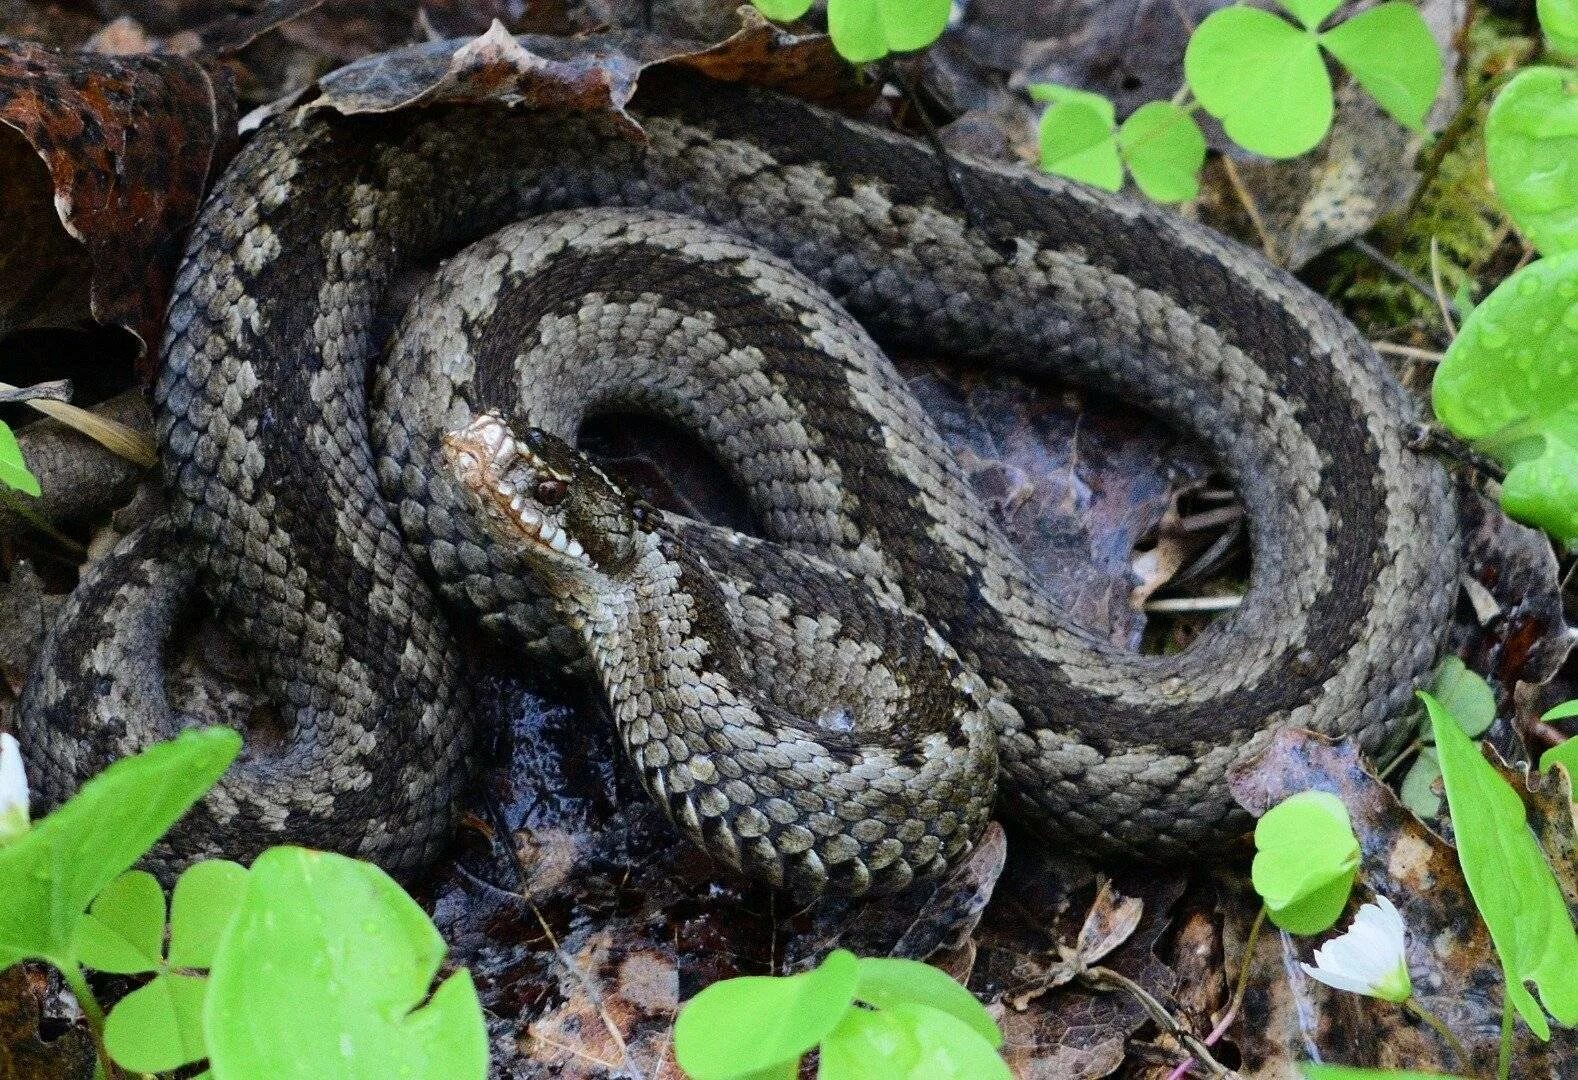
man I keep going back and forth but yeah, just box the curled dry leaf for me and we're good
[1227,729,1577,1077]
[307,8,871,129]
[0,41,236,374]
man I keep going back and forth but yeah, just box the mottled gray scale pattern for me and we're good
[19,74,1457,884]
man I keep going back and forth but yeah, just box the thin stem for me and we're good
[1082,965,1241,1078]
[1404,998,1471,1071]
[1165,907,1265,1080]
[1498,989,1513,1080]
[1218,155,1278,264]
[1376,737,1423,781]
[62,966,120,1080]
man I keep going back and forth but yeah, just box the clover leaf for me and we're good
[1186,6,1332,159]
[1400,658,1497,817]
[751,0,949,64]
[204,847,487,1080]
[1431,252,1578,546]
[1036,93,1123,193]
[820,1001,1011,1080]
[78,861,248,1073]
[1424,693,1578,1039]
[0,727,240,975]
[675,949,859,1080]
[852,957,1001,1048]
[1186,0,1440,159]
[1486,66,1578,257]
[1034,89,1204,202]
[0,420,40,497]
[1252,790,1360,934]
[1117,102,1207,202]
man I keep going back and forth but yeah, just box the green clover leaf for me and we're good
[205,847,487,1080]
[168,859,248,970]
[1252,790,1360,934]
[1486,66,1578,257]
[1318,2,1442,132]
[675,949,859,1080]
[1117,101,1207,202]
[1037,97,1123,193]
[755,0,950,64]
[1424,692,1578,1038]
[1185,6,1333,159]
[0,420,40,498]
[1186,2,1440,159]
[853,957,1001,1047]
[1431,252,1578,546]
[77,871,166,975]
[105,972,209,1073]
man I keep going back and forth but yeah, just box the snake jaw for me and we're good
[442,414,597,569]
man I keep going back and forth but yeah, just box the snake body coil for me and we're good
[19,71,1458,890]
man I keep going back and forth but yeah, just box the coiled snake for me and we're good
[18,70,1459,894]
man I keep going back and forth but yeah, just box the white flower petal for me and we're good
[0,732,29,845]
[1299,895,1412,1002]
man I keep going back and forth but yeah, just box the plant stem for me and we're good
[1083,965,1242,1078]
[62,966,120,1080]
[1165,907,1265,1080]
[1498,989,1513,1080]
[1404,997,1471,1071]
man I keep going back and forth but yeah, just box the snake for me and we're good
[17,66,1460,894]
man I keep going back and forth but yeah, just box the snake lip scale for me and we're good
[18,68,1458,895]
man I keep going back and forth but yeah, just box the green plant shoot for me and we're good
[1423,692,1578,1039]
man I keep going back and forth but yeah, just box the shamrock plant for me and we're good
[1032,0,1442,200]
[0,729,487,1079]
[673,949,1009,1079]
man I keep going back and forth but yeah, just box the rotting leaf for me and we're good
[0,41,236,374]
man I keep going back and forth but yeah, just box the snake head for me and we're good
[442,413,645,579]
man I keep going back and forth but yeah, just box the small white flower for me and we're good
[0,733,29,845]
[1299,894,1413,1002]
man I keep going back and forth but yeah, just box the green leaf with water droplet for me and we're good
[1538,0,1578,54]
[1432,252,1578,546]
[853,957,1001,1048]
[0,420,39,498]
[105,972,209,1073]
[1487,66,1578,257]
[78,870,166,974]
[676,949,859,1080]
[0,727,240,974]
[1319,2,1442,132]
[1251,790,1360,934]
[204,847,486,1080]
[1185,6,1332,159]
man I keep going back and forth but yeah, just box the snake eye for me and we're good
[534,478,569,507]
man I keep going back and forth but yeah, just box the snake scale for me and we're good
[18,68,1459,894]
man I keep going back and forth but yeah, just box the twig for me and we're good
[1348,240,1444,327]
[1218,156,1278,264]
[1428,238,1459,339]
[1371,341,1444,364]
[0,381,157,469]
[1145,595,1242,614]
[1082,965,1243,1079]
